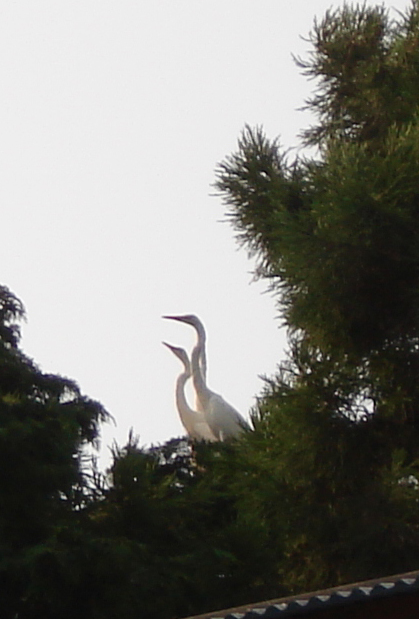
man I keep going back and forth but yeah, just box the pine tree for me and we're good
[215,0,419,592]
[0,285,109,618]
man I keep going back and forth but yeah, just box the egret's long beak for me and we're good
[162,341,178,353]
[163,315,186,322]
[162,341,189,367]
[162,315,195,327]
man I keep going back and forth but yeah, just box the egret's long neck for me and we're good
[194,317,207,381]
[191,332,210,405]
[175,370,194,422]
[199,346,207,382]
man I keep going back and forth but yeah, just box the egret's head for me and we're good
[162,341,190,370]
[163,314,200,327]
[163,314,206,344]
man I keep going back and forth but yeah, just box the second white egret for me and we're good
[163,341,216,442]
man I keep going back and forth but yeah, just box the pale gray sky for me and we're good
[0,1,410,468]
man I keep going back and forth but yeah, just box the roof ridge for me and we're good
[182,569,419,619]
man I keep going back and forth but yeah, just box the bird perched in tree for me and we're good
[163,314,249,440]
[163,341,216,442]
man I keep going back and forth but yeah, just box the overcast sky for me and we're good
[0,0,410,469]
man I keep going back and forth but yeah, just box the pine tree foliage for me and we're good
[298,2,419,146]
[216,2,419,356]
[215,0,419,594]
[0,285,109,618]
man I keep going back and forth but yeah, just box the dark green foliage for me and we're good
[0,285,109,618]
[216,3,419,356]
[216,121,419,354]
[298,2,419,146]
[0,284,25,347]
[237,340,419,592]
[14,436,281,619]
[86,437,283,618]
[214,0,419,598]
[0,285,278,619]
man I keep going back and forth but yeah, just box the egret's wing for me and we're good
[193,420,217,442]
[207,393,248,440]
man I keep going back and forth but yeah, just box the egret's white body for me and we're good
[163,314,249,440]
[163,341,216,442]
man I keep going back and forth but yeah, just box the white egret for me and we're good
[163,314,250,440]
[163,342,217,442]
